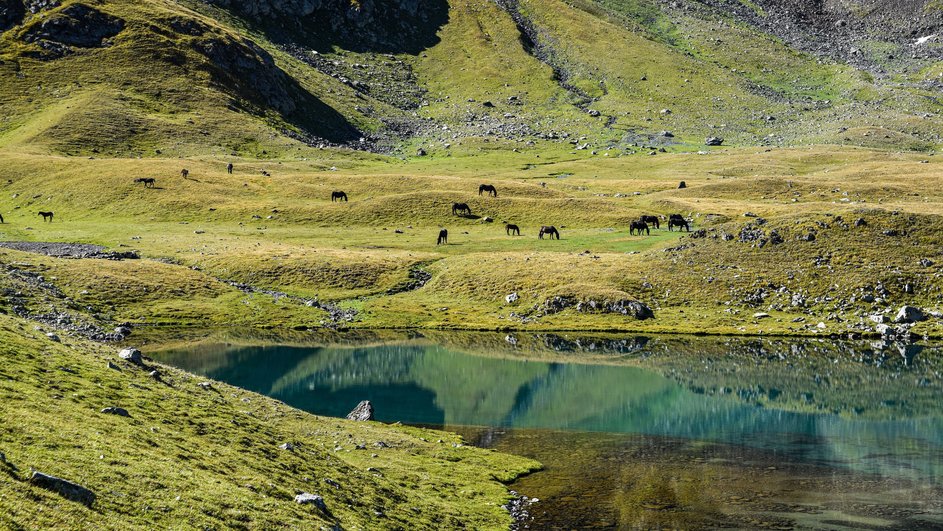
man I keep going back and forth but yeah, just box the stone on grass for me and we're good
[118,348,142,364]
[895,306,925,324]
[505,292,519,304]
[101,406,130,417]
[30,471,96,507]
[346,400,374,421]
[295,492,328,512]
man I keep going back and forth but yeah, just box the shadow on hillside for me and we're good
[230,0,450,54]
[195,35,361,144]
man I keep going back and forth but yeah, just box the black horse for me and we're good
[38,211,54,222]
[539,226,560,239]
[0,213,4,223]
[437,228,448,245]
[227,163,234,175]
[629,220,650,236]
[640,215,660,229]
[668,214,690,232]
[452,203,472,216]
[135,177,156,188]
[479,184,498,197]
[331,191,348,202]
[505,223,520,236]
[180,168,189,179]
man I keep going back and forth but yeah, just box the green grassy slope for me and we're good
[0,312,539,529]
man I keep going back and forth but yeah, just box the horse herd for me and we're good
[438,184,690,245]
[6,167,692,246]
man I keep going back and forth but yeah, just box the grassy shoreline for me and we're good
[0,311,540,530]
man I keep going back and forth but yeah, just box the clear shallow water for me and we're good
[154,332,943,529]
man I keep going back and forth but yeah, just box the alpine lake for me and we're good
[152,331,943,530]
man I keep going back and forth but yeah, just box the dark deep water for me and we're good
[153,332,943,529]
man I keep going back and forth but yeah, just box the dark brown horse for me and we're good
[640,215,660,229]
[452,203,472,216]
[505,223,520,236]
[134,177,156,188]
[629,220,650,236]
[437,228,448,245]
[38,211,54,222]
[479,184,498,197]
[227,163,234,174]
[0,213,4,223]
[180,168,189,179]
[668,214,690,232]
[331,191,348,202]
[539,226,560,239]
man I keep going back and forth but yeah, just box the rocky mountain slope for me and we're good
[2,0,943,156]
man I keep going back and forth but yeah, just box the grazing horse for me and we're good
[629,220,650,236]
[38,211,54,222]
[668,214,690,232]
[539,225,560,239]
[437,228,448,245]
[452,202,472,216]
[0,213,4,223]
[331,191,348,202]
[134,177,156,188]
[479,184,498,197]
[640,215,660,229]
[505,223,520,236]
[227,163,234,175]
[180,168,189,179]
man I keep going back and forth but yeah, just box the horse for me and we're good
[0,213,4,223]
[479,184,498,197]
[539,226,560,239]
[505,223,520,236]
[181,168,189,179]
[227,163,234,175]
[331,191,348,202]
[437,228,448,245]
[668,215,690,232]
[452,202,472,216]
[134,177,156,188]
[38,211,54,222]
[629,220,650,236]
[640,215,660,229]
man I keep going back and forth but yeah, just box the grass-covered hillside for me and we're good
[0,314,539,529]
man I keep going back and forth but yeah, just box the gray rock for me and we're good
[295,492,328,512]
[30,471,96,506]
[505,292,519,304]
[753,312,771,319]
[107,361,120,371]
[705,137,724,146]
[869,314,887,324]
[46,333,60,342]
[100,407,130,417]
[895,306,925,323]
[118,348,142,364]
[279,442,295,451]
[346,400,374,421]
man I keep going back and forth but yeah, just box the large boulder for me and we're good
[705,137,724,146]
[118,348,142,364]
[346,400,374,421]
[30,471,96,506]
[295,492,328,512]
[895,306,926,324]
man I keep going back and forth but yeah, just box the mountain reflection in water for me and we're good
[154,332,943,485]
